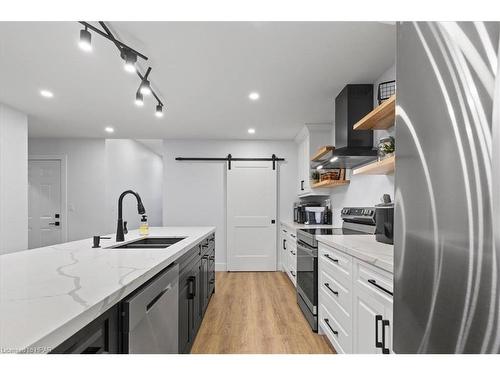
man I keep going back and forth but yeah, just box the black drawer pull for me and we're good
[324,283,339,296]
[324,318,338,335]
[283,239,287,250]
[290,250,296,256]
[323,254,339,263]
[290,270,296,277]
[368,279,393,296]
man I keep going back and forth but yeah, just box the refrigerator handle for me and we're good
[375,315,383,349]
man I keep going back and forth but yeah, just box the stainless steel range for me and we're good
[296,207,376,331]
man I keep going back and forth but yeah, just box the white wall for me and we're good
[0,104,28,254]
[163,140,297,270]
[28,138,163,242]
[105,139,163,231]
[328,64,396,226]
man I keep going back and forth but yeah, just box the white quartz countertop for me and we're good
[0,226,215,353]
[280,220,337,230]
[316,235,393,273]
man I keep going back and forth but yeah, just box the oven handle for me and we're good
[297,243,317,257]
[297,239,316,250]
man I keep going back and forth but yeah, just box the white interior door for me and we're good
[28,159,63,249]
[227,160,277,271]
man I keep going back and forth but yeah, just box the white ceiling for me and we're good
[0,22,395,140]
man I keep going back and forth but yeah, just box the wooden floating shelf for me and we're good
[353,155,395,175]
[311,179,350,188]
[353,95,396,130]
[311,146,335,162]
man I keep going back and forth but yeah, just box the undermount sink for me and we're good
[108,237,186,249]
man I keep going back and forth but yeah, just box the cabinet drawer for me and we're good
[319,244,352,281]
[319,302,352,354]
[319,269,352,321]
[354,260,393,302]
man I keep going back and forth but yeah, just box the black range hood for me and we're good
[323,84,378,169]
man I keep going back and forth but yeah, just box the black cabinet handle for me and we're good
[188,276,196,299]
[382,319,390,354]
[323,253,339,263]
[301,180,304,191]
[290,250,296,256]
[368,279,393,296]
[283,239,287,250]
[375,315,383,348]
[324,282,339,296]
[290,270,296,277]
[324,318,338,335]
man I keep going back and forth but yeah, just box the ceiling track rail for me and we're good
[175,154,285,170]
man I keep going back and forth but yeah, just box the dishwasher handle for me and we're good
[123,263,179,333]
[146,285,172,312]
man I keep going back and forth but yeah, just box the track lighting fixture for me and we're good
[155,104,164,118]
[135,92,144,106]
[77,21,165,116]
[79,27,92,52]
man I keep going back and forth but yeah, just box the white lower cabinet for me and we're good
[280,224,297,286]
[318,242,393,354]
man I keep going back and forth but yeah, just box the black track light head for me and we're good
[140,79,152,96]
[135,91,144,107]
[155,104,164,118]
[121,48,137,73]
[79,27,92,52]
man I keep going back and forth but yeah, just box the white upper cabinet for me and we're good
[295,124,332,197]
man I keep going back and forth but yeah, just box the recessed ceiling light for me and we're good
[248,128,256,134]
[316,165,323,170]
[40,89,54,98]
[330,156,338,163]
[248,92,260,101]
[104,126,114,133]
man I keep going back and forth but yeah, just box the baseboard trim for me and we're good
[215,262,227,271]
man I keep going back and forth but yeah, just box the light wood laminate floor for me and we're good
[191,271,335,354]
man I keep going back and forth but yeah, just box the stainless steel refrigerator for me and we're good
[395,22,500,353]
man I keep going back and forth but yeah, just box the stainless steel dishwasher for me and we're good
[122,263,179,353]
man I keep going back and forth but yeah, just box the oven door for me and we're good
[296,240,318,314]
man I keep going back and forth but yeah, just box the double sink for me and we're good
[109,237,186,249]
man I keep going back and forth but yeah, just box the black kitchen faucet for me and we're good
[116,190,146,242]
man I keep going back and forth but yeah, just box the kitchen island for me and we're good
[0,226,215,353]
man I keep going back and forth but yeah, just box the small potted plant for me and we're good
[378,136,395,160]
[311,170,320,184]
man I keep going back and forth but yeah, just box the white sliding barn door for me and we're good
[226,161,277,271]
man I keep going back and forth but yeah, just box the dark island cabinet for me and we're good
[50,305,119,354]
[50,232,215,354]
[178,233,216,354]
